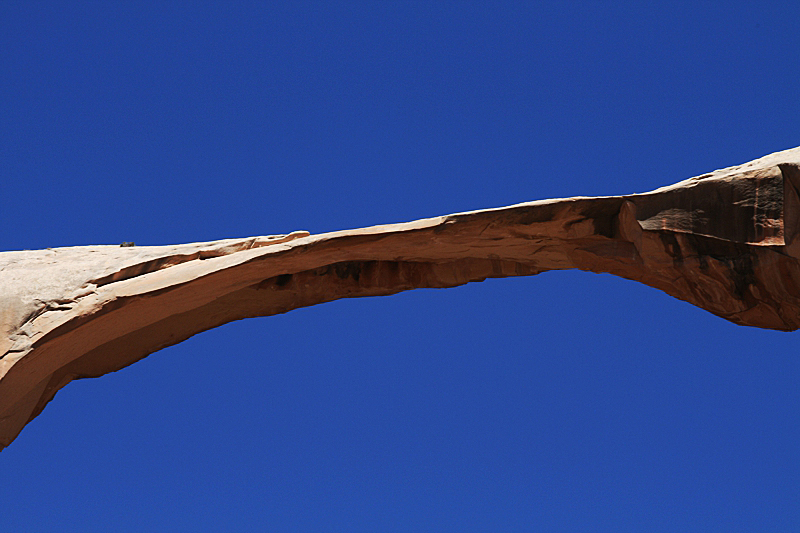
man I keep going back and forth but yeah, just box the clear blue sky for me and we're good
[3,2,800,531]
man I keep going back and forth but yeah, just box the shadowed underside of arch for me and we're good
[2,147,800,451]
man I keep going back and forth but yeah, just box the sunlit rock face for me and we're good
[2,147,800,450]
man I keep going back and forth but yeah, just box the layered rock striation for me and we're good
[2,147,800,450]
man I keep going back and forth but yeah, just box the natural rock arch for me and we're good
[2,147,800,450]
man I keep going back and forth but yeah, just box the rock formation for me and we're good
[2,147,800,450]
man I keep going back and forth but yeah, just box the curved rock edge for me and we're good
[2,147,800,450]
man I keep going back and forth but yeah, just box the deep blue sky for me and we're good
[3,2,800,531]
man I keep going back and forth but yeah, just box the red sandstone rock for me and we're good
[2,147,800,450]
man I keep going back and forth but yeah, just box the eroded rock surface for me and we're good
[2,147,800,450]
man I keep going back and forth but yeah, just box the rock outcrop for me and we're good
[2,147,800,450]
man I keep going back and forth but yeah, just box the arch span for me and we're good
[2,147,800,450]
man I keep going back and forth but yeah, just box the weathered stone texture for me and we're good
[2,147,800,450]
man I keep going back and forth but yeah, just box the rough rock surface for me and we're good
[2,147,800,450]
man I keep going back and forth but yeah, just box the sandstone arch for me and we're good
[2,147,800,450]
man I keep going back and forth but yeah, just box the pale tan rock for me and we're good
[2,147,800,450]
